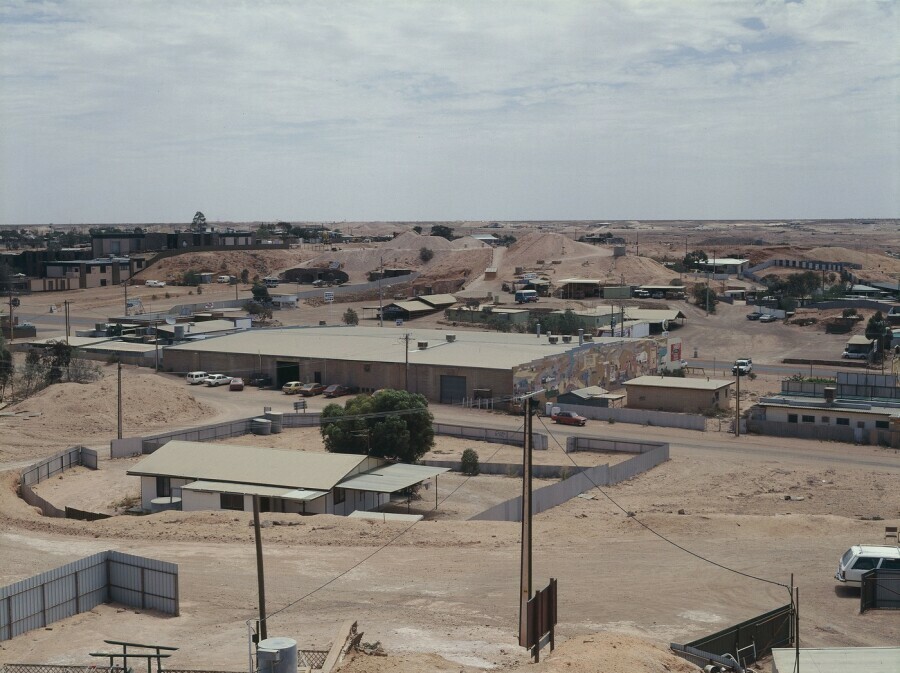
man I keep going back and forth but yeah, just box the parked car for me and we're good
[324,384,350,398]
[299,382,326,396]
[282,381,304,395]
[186,371,208,385]
[759,314,778,323]
[145,280,166,288]
[650,291,664,299]
[732,359,753,376]
[229,377,245,391]
[746,312,762,320]
[842,350,869,360]
[835,545,900,586]
[204,374,232,387]
[551,410,587,426]
[248,372,273,388]
[632,289,650,298]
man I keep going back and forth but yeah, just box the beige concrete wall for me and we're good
[626,385,731,413]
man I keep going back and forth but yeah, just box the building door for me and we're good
[440,375,467,404]
[276,361,300,387]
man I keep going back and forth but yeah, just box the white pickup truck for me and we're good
[732,358,753,376]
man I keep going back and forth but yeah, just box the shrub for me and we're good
[842,308,857,318]
[419,247,434,262]
[461,448,480,475]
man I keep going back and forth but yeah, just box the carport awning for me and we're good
[337,463,449,493]
[182,480,327,501]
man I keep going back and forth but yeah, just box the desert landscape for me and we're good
[1,220,899,671]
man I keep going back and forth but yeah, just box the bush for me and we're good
[461,448,480,475]
[342,308,359,326]
[842,308,857,318]
[419,247,434,262]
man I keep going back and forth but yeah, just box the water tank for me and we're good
[150,497,182,513]
[257,637,297,673]
[824,386,836,404]
[264,411,283,434]
[251,418,272,435]
[173,325,185,341]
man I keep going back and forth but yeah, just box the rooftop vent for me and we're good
[417,341,429,349]
[548,336,559,345]
[446,334,456,343]
[824,386,836,404]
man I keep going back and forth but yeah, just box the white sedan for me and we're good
[204,374,233,387]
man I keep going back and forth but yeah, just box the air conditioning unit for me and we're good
[418,341,428,349]
[446,334,456,343]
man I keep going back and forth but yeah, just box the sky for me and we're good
[1,0,897,224]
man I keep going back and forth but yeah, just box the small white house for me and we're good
[128,440,447,516]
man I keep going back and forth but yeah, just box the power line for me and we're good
[535,414,792,593]
[263,421,524,620]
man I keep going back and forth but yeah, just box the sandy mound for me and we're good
[1,369,216,461]
[384,232,458,251]
[141,249,319,282]
[499,232,677,286]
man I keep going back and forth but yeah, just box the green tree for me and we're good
[251,283,271,303]
[682,250,708,270]
[244,300,272,321]
[183,269,202,286]
[865,311,891,354]
[192,211,207,230]
[430,224,454,240]
[419,247,434,262]
[692,283,717,313]
[320,389,434,463]
[0,335,13,399]
[342,308,359,325]
[461,448,480,475]
[240,269,250,284]
[412,225,423,234]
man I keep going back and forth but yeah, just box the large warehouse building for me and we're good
[161,326,659,404]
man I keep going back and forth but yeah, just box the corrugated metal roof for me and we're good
[847,335,875,346]
[128,441,368,491]
[624,376,733,391]
[166,326,645,371]
[387,300,434,314]
[338,463,449,493]
[557,278,601,284]
[157,319,238,336]
[416,294,457,308]
[348,511,423,522]
[566,385,609,399]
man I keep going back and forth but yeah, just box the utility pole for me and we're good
[705,270,710,315]
[518,394,533,645]
[7,291,13,343]
[252,495,268,642]
[734,367,740,437]
[123,281,128,316]
[117,361,123,439]
[63,300,70,345]
[404,332,410,391]
[378,256,384,328]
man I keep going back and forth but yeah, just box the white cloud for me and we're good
[0,0,897,223]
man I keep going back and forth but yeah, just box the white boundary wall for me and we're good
[552,403,707,431]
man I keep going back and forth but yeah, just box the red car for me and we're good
[551,410,587,427]
[299,382,326,396]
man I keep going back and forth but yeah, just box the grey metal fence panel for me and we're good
[861,569,900,611]
[81,448,99,469]
[0,551,176,642]
[748,419,857,443]
[420,459,581,479]
[608,446,669,485]
[553,404,707,431]
[19,484,66,518]
[21,447,83,487]
[566,436,664,454]
[678,604,793,666]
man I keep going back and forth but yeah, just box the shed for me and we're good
[416,294,457,308]
[624,376,733,413]
[556,386,623,408]
[845,335,875,354]
[381,299,435,320]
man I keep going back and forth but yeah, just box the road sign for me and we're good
[395,319,403,326]
[324,291,334,303]
[293,400,307,412]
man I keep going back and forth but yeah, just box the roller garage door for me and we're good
[276,361,300,388]
[440,375,467,404]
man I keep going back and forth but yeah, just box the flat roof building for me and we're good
[161,325,660,404]
[624,375,733,413]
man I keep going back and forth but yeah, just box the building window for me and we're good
[802,415,815,423]
[787,414,798,423]
[875,420,889,429]
[836,418,849,426]
[333,488,345,505]
[857,421,865,429]
[220,493,244,510]
[100,265,107,273]
[821,417,830,424]
[156,476,171,497]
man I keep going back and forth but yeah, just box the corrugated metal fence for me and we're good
[469,442,669,521]
[19,447,100,519]
[671,603,793,669]
[0,551,178,642]
[861,569,900,612]
[552,403,707,431]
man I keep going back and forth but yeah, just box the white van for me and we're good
[835,545,900,585]
[186,371,208,385]
[217,275,232,283]
[515,289,538,303]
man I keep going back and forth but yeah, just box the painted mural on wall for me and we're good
[512,339,658,397]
